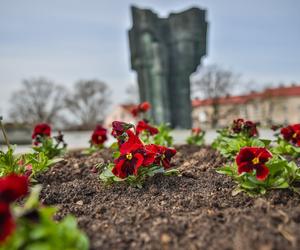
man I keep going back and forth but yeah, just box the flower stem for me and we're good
[0,116,11,148]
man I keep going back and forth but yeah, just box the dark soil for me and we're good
[37,145,300,250]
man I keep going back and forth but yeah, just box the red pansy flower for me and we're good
[192,127,202,135]
[236,147,272,181]
[0,174,29,203]
[32,123,51,139]
[139,102,151,112]
[119,130,143,154]
[244,121,258,137]
[136,120,159,136]
[112,150,144,179]
[111,121,134,138]
[232,119,258,137]
[91,125,107,145]
[112,130,144,178]
[0,203,15,243]
[32,123,51,145]
[232,118,244,133]
[130,102,151,117]
[112,130,156,178]
[281,124,300,146]
[145,144,177,169]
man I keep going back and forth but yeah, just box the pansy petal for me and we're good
[112,159,126,178]
[255,164,269,181]
[0,174,29,203]
[237,162,253,174]
[0,203,15,243]
[236,147,255,165]
[257,149,272,163]
[133,153,144,175]
[134,153,144,168]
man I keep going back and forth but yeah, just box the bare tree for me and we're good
[64,79,111,129]
[193,65,239,128]
[9,77,66,126]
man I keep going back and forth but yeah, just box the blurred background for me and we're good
[0,0,299,147]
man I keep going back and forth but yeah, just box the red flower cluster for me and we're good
[131,102,151,117]
[32,123,51,145]
[136,120,159,136]
[232,118,258,137]
[111,122,176,179]
[145,144,176,169]
[91,125,107,145]
[236,147,272,181]
[281,124,300,146]
[0,174,29,243]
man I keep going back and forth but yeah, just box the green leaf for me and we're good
[163,169,180,176]
[251,138,265,147]
[216,165,234,176]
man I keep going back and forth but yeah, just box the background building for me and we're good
[192,85,300,128]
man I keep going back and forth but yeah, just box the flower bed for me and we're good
[1,111,300,249]
[36,145,300,250]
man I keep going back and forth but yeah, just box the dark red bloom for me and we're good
[281,124,300,146]
[236,147,272,181]
[0,203,15,243]
[0,174,29,204]
[192,127,202,135]
[130,102,151,117]
[112,151,145,179]
[112,130,157,178]
[111,121,134,138]
[112,132,145,178]
[232,118,244,133]
[244,121,258,137]
[139,102,151,112]
[32,123,51,140]
[119,130,143,154]
[145,144,177,169]
[232,119,258,137]
[136,120,159,136]
[91,125,107,145]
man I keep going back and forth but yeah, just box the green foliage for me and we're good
[33,138,66,159]
[186,131,205,146]
[1,186,89,250]
[0,147,61,178]
[100,163,179,188]
[212,129,271,159]
[153,124,173,147]
[23,152,62,177]
[217,156,300,196]
[271,138,300,158]
[0,147,22,176]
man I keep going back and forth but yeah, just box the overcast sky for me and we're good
[0,0,299,116]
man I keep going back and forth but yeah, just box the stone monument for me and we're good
[128,6,207,128]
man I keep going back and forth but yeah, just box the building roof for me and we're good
[192,85,300,107]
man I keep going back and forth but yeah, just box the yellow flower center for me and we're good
[252,157,259,165]
[293,133,298,138]
[161,154,166,159]
[126,153,133,160]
